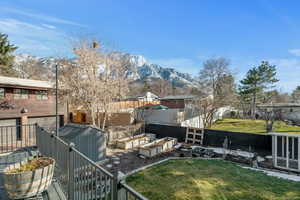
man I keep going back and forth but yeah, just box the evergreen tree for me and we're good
[292,86,300,103]
[239,61,279,118]
[0,33,18,76]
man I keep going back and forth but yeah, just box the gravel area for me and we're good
[102,146,192,174]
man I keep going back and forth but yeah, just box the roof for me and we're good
[59,123,105,141]
[139,104,169,110]
[160,95,196,100]
[122,92,159,101]
[0,76,53,89]
[258,103,300,108]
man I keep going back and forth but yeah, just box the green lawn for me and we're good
[127,159,300,200]
[210,118,300,134]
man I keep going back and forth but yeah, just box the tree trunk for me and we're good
[266,120,273,133]
[251,91,257,119]
[90,106,96,126]
[101,111,107,131]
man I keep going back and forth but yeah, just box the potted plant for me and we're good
[3,157,55,199]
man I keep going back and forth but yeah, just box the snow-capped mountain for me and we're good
[14,54,198,88]
[126,55,198,87]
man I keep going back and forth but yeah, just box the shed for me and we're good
[59,124,106,162]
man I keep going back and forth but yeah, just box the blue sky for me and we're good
[0,0,299,92]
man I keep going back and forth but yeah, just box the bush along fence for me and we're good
[145,123,272,155]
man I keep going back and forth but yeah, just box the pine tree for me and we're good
[239,61,279,118]
[0,33,18,76]
[292,86,300,103]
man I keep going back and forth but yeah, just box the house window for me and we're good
[14,89,29,99]
[0,88,4,99]
[36,90,48,100]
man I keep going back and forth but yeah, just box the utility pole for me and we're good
[55,64,59,137]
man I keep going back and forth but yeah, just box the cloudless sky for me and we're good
[0,0,299,92]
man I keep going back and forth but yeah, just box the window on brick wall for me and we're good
[0,88,4,99]
[36,90,48,100]
[14,89,29,99]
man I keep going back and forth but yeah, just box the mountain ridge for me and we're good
[14,54,198,88]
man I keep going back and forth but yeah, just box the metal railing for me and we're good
[119,182,148,200]
[36,125,147,200]
[0,124,36,153]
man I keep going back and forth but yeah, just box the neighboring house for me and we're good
[160,95,195,109]
[137,92,159,102]
[0,76,65,128]
[125,92,159,102]
[258,103,300,125]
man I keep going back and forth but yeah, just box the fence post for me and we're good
[68,142,75,200]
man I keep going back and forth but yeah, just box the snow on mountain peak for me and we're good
[130,55,148,66]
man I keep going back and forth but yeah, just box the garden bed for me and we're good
[126,159,300,200]
[116,134,153,149]
[139,137,177,157]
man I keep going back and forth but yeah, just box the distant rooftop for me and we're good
[258,103,300,108]
[0,76,52,89]
[123,91,159,101]
[160,95,196,100]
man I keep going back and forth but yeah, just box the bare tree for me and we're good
[199,57,231,98]
[14,57,52,80]
[186,96,217,133]
[60,40,132,130]
[185,57,236,131]
[257,106,281,133]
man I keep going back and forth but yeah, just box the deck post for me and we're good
[286,136,289,169]
[274,135,277,167]
[112,168,119,200]
[272,136,275,166]
[292,137,295,160]
[68,143,75,200]
[282,136,284,157]
[298,137,300,171]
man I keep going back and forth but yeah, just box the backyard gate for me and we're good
[271,133,300,172]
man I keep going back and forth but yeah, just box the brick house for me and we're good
[0,76,65,128]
